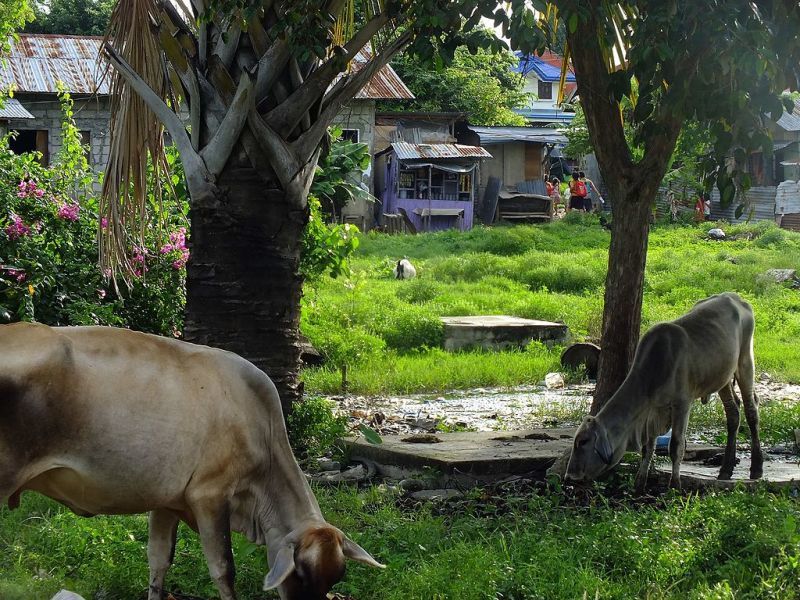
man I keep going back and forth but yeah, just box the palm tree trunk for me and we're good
[183,154,306,415]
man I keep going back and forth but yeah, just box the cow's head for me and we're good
[565,416,621,482]
[264,524,383,599]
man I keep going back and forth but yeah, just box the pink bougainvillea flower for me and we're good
[5,213,31,240]
[97,288,107,299]
[100,217,108,229]
[57,203,80,222]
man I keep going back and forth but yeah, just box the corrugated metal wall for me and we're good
[710,186,777,223]
[654,186,778,223]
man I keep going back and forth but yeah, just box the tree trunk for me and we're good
[590,187,655,413]
[183,154,307,415]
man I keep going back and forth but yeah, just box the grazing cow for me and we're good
[393,258,417,279]
[0,323,383,600]
[565,292,762,492]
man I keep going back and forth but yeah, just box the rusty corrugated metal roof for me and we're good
[392,142,492,160]
[0,34,108,95]
[0,97,35,119]
[351,47,414,100]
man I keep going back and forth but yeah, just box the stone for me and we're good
[795,429,800,452]
[544,372,565,389]
[399,478,427,492]
[310,464,368,485]
[440,315,568,352]
[299,335,324,366]
[707,228,726,239]
[764,268,797,283]
[560,343,601,379]
[51,592,86,600]
[410,488,463,501]
[316,458,341,472]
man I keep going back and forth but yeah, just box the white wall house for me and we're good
[513,51,577,125]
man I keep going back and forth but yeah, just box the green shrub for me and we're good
[381,310,444,351]
[395,277,441,304]
[0,91,186,335]
[287,396,348,462]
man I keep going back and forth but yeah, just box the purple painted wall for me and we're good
[382,154,476,231]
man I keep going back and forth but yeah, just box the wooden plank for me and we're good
[524,142,542,180]
[480,176,502,225]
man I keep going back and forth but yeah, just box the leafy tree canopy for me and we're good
[0,0,33,57]
[24,0,113,36]
[384,42,529,126]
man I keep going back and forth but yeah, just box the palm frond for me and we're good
[100,0,170,281]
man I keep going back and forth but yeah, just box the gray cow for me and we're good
[566,292,762,492]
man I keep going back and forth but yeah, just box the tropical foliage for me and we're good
[384,42,529,125]
[24,0,114,36]
[0,91,187,334]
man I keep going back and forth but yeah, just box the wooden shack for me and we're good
[376,142,492,232]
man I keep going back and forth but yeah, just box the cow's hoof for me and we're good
[717,469,733,481]
[750,467,764,480]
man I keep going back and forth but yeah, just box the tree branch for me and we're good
[255,39,290,104]
[103,43,203,177]
[200,72,254,177]
[214,22,241,69]
[266,12,390,135]
[246,108,301,191]
[293,31,410,162]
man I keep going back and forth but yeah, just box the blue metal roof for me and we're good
[513,53,576,83]
[514,108,576,123]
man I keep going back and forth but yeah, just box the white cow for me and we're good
[0,323,383,600]
[566,292,762,492]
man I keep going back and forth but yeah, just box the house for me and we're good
[329,49,414,229]
[375,142,491,232]
[0,34,111,171]
[513,51,577,125]
[469,125,569,193]
[0,34,413,218]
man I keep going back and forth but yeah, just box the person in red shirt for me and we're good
[568,171,588,212]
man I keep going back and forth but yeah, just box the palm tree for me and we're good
[99,1,546,412]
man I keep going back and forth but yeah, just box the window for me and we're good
[340,128,359,143]
[538,80,553,100]
[9,129,49,165]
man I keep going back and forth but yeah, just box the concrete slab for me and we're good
[653,457,800,491]
[346,428,724,486]
[441,315,568,351]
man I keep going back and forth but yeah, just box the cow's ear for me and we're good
[342,537,385,568]
[594,423,614,465]
[264,544,296,590]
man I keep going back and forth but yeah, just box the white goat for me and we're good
[393,258,417,279]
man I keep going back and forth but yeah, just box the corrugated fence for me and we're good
[655,186,778,223]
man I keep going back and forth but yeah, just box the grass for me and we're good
[3,217,800,599]
[302,216,800,394]
[2,484,799,599]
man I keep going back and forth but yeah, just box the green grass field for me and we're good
[302,215,800,395]
[2,483,799,599]
[2,217,800,599]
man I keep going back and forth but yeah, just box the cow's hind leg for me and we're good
[190,497,237,600]
[737,364,763,479]
[717,383,741,480]
[147,509,180,600]
[634,436,656,494]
